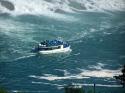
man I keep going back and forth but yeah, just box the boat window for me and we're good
[38,46,61,51]
[52,46,61,49]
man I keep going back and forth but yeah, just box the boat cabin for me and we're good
[37,40,69,51]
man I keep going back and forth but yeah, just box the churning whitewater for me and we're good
[0,0,125,14]
[0,0,125,93]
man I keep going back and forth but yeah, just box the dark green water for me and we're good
[0,8,125,93]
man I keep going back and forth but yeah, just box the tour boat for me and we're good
[35,40,71,54]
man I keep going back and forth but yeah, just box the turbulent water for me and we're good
[0,0,125,93]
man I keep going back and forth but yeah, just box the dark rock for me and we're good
[0,0,15,11]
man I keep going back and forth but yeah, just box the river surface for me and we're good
[0,0,125,93]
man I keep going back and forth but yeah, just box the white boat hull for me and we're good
[39,46,71,54]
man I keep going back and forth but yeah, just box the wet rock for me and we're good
[0,0,15,11]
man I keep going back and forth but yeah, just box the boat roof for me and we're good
[41,40,64,46]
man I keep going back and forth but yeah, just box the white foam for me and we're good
[0,0,76,21]
[79,63,122,78]
[54,69,70,76]
[70,0,125,12]
[6,0,73,14]
[1,0,125,16]
[92,0,125,11]
[29,74,89,81]
[29,63,122,81]
[79,69,121,78]
[88,63,105,70]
